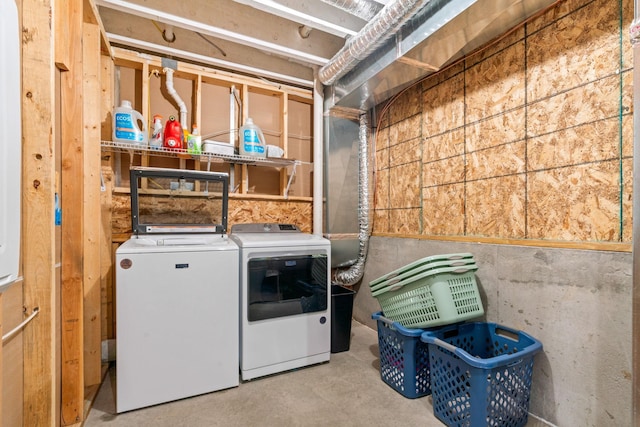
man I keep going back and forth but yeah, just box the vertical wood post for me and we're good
[82,20,102,389]
[22,0,58,423]
[59,0,85,423]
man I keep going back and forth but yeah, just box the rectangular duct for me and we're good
[326,0,556,110]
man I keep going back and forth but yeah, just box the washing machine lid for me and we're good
[130,167,229,235]
[117,233,237,254]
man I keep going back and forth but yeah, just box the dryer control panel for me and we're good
[231,223,301,233]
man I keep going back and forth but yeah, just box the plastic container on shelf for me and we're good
[163,116,183,150]
[187,123,202,155]
[421,322,543,427]
[113,100,148,145]
[372,312,431,399]
[238,117,266,158]
[149,114,164,150]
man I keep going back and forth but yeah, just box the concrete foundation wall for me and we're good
[354,236,632,426]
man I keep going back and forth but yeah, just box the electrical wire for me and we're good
[196,32,227,57]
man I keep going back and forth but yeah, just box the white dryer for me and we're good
[230,223,331,381]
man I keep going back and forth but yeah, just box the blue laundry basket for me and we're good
[421,322,543,427]
[372,311,431,399]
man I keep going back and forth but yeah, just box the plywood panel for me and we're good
[389,88,421,124]
[423,128,465,163]
[112,191,313,235]
[527,75,621,137]
[466,175,526,238]
[389,136,422,167]
[389,114,421,147]
[422,183,465,236]
[422,155,465,187]
[623,157,633,242]
[466,141,525,181]
[372,210,390,234]
[228,199,313,232]
[389,162,421,209]
[527,161,620,241]
[465,107,525,152]
[375,125,390,150]
[528,118,620,171]
[372,0,631,245]
[465,41,525,123]
[422,73,464,137]
[526,0,620,103]
[465,26,525,69]
[526,0,586,33]
[389,208,420,234]
[375,147,389,174]
[420,61,464,92]
[374,167,390,210]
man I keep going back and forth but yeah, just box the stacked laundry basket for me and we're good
[371,253,542,427]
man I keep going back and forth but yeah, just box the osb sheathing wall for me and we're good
[373,0,633,245]
[110,193,313,237]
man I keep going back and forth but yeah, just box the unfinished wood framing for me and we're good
[59,0,85,422]
[21,0,59,424]
[108,47,313,200]
[82,20,102,390]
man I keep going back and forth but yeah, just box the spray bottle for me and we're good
[149,114,164,150]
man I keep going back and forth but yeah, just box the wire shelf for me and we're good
[101,141,298,168]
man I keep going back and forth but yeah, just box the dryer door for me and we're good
[247,254,327,321]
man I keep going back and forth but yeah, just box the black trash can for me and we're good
[331,284,356,353]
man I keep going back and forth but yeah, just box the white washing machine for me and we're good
[115,167,239,413]
[230,223,331,381]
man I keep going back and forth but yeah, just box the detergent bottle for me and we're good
[187,124,202,155]
[112,100,148,145]
[149,114,164,150]
[239,117,266,158]
[163,116,183,150]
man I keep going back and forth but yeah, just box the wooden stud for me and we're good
[21,0,58,424]
[280,93,288,196]
[82,20,102,389]
[60,0,85,423]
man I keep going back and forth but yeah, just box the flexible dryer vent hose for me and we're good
[334,112,370,286]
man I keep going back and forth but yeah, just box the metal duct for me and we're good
[334,113,370,285]
[318,0,431,85]
[320,0,382,21]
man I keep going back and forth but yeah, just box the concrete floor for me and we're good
[85,321,549,426]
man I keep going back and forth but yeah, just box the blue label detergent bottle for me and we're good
[113,100,148,145]
[239,117,266,158]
